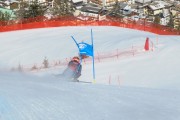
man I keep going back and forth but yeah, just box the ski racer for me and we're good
[62,56,82,81]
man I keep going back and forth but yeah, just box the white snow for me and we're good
[0,26,180,120]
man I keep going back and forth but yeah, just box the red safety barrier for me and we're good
[0,16,179,35]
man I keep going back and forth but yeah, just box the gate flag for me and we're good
[78,42,93,57]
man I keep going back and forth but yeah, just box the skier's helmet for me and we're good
[72,56,80,63]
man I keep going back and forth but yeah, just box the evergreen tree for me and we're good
[177,25,180,31]
[15,0,47,19]
[15,0,29,20]
[50,0,75,17]
[167,14,174,28]
[109,0,123,18]
[26,0,46,18]
[113,0,120,14]
[154,15,160,24]
[0,11,11,21]
[177,18,180,30]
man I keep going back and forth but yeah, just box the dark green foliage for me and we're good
[167,14,174,28]
[15,0,28,19]
[109,0,124,18]
[15,0,75,19]
[50,0,75,17]
[15,0,47,19]
[0,11,11,21]
[154,15,160,24]
[26,0,46,18]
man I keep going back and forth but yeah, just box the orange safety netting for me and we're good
[0,16,179,35]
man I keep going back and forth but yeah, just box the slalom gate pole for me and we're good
[71,36,79,48]
[91,29,96,83]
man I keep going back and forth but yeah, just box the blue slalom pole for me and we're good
[91,29,96,83]
[71,36,79,48]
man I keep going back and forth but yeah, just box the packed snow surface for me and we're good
[0,26,180,120]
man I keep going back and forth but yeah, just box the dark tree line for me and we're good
[15,0,75,19]
[0,11,11,21]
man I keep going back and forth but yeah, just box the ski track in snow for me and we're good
[0,73,180,120]
[0,26,180,120]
